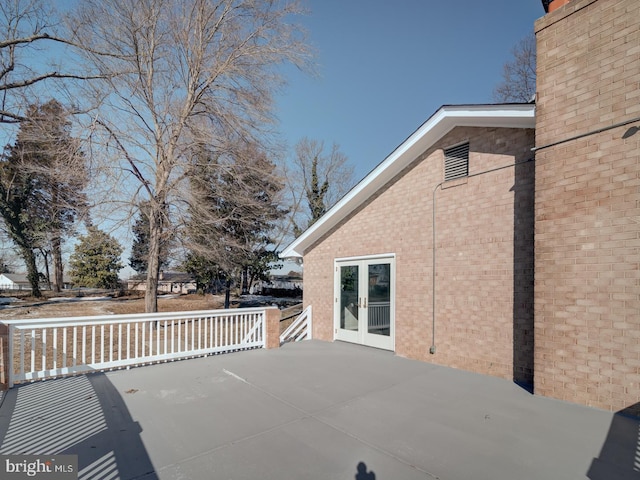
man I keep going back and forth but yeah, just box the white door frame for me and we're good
[334,254,395,351]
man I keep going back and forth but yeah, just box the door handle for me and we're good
[363,297,367,308]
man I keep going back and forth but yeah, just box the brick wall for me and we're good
[535,0,640,410]
[303,126,535,384]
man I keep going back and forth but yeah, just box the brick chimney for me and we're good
[534,0,640,412]
[542,0,571,13]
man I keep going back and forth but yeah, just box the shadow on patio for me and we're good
[0,372,157,479]
[588,402,640,480]
[0,340,635,480]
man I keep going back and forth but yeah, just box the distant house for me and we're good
[250,273,303,296]
[127,271,197,294]
[0,273,32,291]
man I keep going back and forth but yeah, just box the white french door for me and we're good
[334,255,394,351]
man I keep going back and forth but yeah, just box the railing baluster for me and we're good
[30,329,35,374]
[203,317,208,349]
[177,319,181,353]
[62,327,67,369]
[19,330,24,377]
[135,322,139,359]
[110,324,114,363]
[73,327,77,367]
[53,328,58,372]
[163,320,167,355]
[197,317,201,351]
[91,325,96,365]
[42,328,47,374]
[148,321,153,356]
[141,321,146,358]
[100,324,105,364]
[171,320,175,354]
[118,324,122,361]
[190,318,194,352]
[82,326,86,364]
[185,319,190,352]
[232,315,236,346]
[126,323,130,360]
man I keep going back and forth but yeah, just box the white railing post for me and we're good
[8,324,14,389]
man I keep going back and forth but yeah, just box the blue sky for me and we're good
[2,0,546,276]
[276,0,545,181]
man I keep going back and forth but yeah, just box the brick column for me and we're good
[534,0,640,411]
[0,323,9,390]
[264,307,281,349]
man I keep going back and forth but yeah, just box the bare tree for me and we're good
[70,0,309,312]
[282,137,354,239]
[493,32,536,103]
[0,0,102,123]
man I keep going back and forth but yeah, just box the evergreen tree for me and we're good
[28,100,87,292]
[182,253,222,294]
[69,226,123,289]
[0,100,87,295]
[185,142,287,307]
[0,115,48,296]
[306,156,329,227]
[129,202,170,275]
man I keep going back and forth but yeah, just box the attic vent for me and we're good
[444,142,469,181]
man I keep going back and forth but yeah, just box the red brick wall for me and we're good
[303,126,535,383]
[534,0,640,410]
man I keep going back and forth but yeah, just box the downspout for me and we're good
[431,181,443,354]
[430,157,535,355]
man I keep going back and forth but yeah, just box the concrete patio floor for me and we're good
[0,340,637,479]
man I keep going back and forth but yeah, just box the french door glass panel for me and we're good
[367,263,390,337]
[340,265,359,331]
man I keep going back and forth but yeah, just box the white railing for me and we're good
[3,308,267,387]
[368,301,390,331]
[279,305,312,344]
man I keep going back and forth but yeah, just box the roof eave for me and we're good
[281,104,535,258]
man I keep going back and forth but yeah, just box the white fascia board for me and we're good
[280,104,535,258]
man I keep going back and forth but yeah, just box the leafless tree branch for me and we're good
[493,32,536,103]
